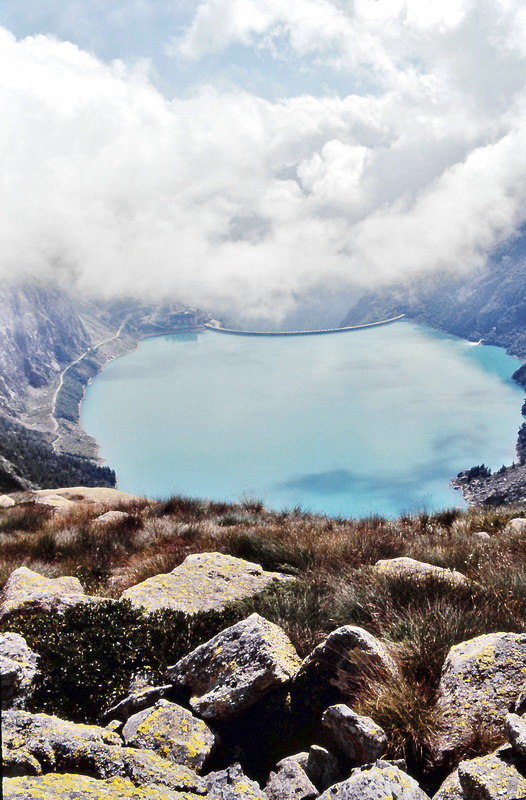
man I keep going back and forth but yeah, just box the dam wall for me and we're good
[204,314,405,337]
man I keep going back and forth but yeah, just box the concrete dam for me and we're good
[204,314,405,337]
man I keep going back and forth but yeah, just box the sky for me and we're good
[1,0,526,321]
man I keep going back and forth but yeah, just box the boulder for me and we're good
[321,705,386,766]
[0,567,103,619]
[167,613,301,721]
[507,518,526,535]
[458,752,526,799]
[505,713,526,758]
[122,699,216,772]
[0,631,39,709]
[2,709,205,793]
[473,531,491,541]
[437,632,526,749]
[121,552,293,615]
[94,510,131,524]
[432,770,463,800]
[0,493,15,507]
[304,746,341,791]
[317,763,429,799]
[373,557,468,586]
[2,774,203,799]
[264,760,318,800]
[205,763,266,799]
[292,625,397,715]
[35,494,75,509]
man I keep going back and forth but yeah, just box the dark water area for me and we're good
[82,322,524,517]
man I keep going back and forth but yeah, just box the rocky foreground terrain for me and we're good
[2,488,526,798]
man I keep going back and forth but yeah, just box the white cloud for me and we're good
[1,0,526,321]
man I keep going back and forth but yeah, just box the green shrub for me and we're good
[2,599,243,723]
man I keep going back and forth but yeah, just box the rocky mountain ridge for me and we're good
[0,281,206,491]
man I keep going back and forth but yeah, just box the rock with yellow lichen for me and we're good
[264,759,318,800]
[0,566,105,620]
[373,557,469,587]
[321,705,386,767]
[458,751,526,799]
[433,769,463,800]
[292,625,398,719]
[436,632,526,753]
[2,709,206,794]
[121,553,293,616]
[2,773,205,799]
[0,632,39,709]
[316,762,430,799]
[166,613,301,721]
[204,763,266,799]
[122,699,216,772]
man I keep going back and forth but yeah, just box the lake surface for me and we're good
[82,322,524,518]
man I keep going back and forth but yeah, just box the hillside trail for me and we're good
[51,317,129,453]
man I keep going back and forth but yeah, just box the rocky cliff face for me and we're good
[342,237,526,359]
[0,282,91,416]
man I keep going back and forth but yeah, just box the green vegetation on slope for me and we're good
[0,413,116,491]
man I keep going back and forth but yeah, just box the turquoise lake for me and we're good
[81,321,524,518]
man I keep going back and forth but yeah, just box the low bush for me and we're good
[2,599,244,723]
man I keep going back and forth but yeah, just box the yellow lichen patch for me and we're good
[2,773,204,799]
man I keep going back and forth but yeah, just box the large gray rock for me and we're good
[437,632,526,749]
[264,760,318,800]
[0,632,38,709]
[0,567,102,619]
[317,763,429,799]
[205,763,266,799]
[167,613,301,721]
[505,713,526,758]
[292,625,397,714]
[3,774,203,799]
[122,699,216,772]
[1,709,205,794]
[322,704,386,765]
[458,752,526,799]
[373,557,468,586]
[121,552,292,615]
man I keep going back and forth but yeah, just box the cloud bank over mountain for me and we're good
[1,1,526,320]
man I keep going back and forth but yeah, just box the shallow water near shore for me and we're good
[82,322,524,517]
